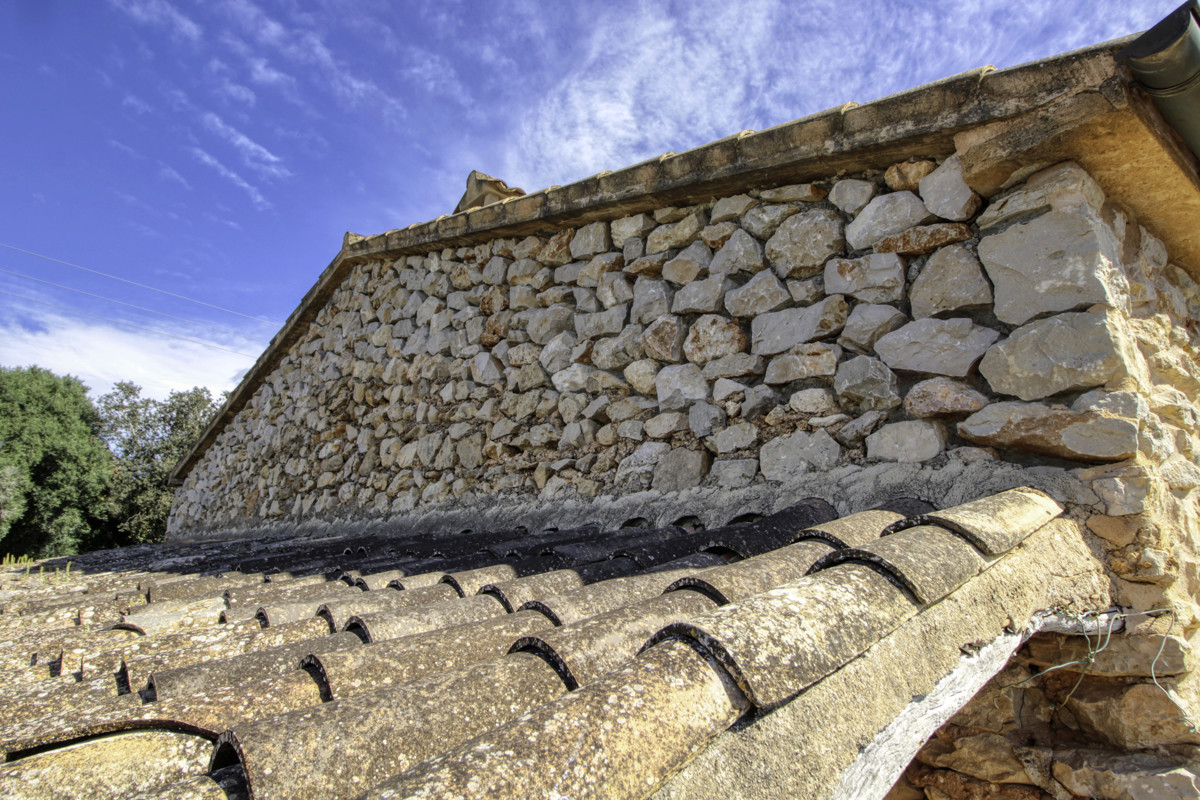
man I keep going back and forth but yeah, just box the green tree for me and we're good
[0,366,113,557]
[97,382,222,546]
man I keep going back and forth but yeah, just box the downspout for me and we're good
[1120,1,1200,159]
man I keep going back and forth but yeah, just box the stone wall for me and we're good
[170,154,1200,796]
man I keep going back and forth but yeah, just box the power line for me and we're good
[0,267,254,338]
[0,290,262,358]
[0,241,283,325]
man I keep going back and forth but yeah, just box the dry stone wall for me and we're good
[170,158,1200,625]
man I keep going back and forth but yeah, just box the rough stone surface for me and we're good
[651,448,711,492]
[647,211,706,254]
[789,388,840,416]
[884,160,937,192]
[978,209,1127,326]
[865,421,947,462]
[760,429,841,480]
[873,223,972,256]
[750,296,848,356]
[724,271,791,317]
[710,194,758,223]
[909,245,993,319]
[917,155,981,221]
[527,305,575,345]
[958,402,1139,461]
[766,209,845,279]
[979,311,1127,400]
[824,253,906,303]
[631,278,673,326]
[672,275,732,314]
[642,315,687,362]
[904,378,989,418]
[713,422,758,454]
[662,241,712,285]
[839,304,907,353]
[683,315,747,365]
[845,191,935,251]
[829,179,876,216]
[874,318,1001,377]
[709,229,765,275]
[740,204,797,240]
[834,356,900,413]
[655,364,708,411]
[764,344,841,384]
[709,458,758,488]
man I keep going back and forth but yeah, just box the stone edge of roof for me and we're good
[169,39,1135,487]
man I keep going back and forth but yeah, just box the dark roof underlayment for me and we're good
[0,488,1110,799]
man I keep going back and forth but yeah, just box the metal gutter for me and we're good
[1121,1,1200,158]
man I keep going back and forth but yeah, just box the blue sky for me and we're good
[0,0,1166,399]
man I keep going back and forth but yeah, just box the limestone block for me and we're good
[838,303,907,353]
[570,221,610,259]
[710,194,758,223]
[514,362,549,392]
[904,377,988,418]
[672,275,733,314]
[918,732,1031,785]
[834,356,900,413]
[647,210,707,254]
[644,412,688,438]
[470,353,504,385]
[1028,633,1191,677]
[575,304,628,339]
[750,295,849,356]
[710,459,758,488]
[507,342,541,367]
[527,305,575,345]
[978,209,1128,325]
[709,228,765,275]
[918,155,981,221]
[977,161,1105,231]
[873,223,972,256]
[701,221,739,249]
[578,252,625,288]
[884,159,937,191]
[607,396,656,422]
[764,343,841,384]
[759,183,827,202]
[1065,680,1200,749]
[456,435,483,470]
[591,325,644,370]
[663,241,713,285]
[689,402,726,437]
[845,191,935,251]
[539,229,575,266]
[611,213,656,247]
[568,286,598,312]
[1052,749,1200,800]
[625,251,670,277]
[1090,466,1153,516]
[683,315,748,365]
[829,179,876,216]
[713,422,758,454]
[979,311,1127,400]
[616,420,644,441]
[631,277,673,325]
[760,429,841,480]
[824,252,906,303]
[787,277,824,305]
[835,409,888,446]
[623,359,659,395]
[560,419,598,449]
[551,364,595,392]
[875,318,1000,377]
[866,420,946,462]
[642,315,687,362]
[958,402,1138,461]
[789,388,840,415]
[652,448,711,492]
[740,204,797,239]
[597,272,634,308]
[538,331,576,374]
[909,245,993,319]
[766,209,845,279]
[702,353,763,380]
[482,256,510,285]
[656,364,708,410]
[724,270,791,317]
[615,441,670,483]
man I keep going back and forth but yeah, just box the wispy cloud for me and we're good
[122,93,152,114]
[190,147,269,209]
[108,0,202,42]
[107,138,143,159]
[202,112,291,179]
[158,163,192,189]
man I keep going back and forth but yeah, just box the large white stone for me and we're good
[829,179,876,216]
[865,420,946,462]
[958,402,1139,461]
[917,155,981,221]
[979,311,1127,400]
[765,209,845,279]
[823,252,905,303]
[760,429,841,479]
[662,241,713,285]
[709,228,766,275]
[631,277,673,325]
[874,318,1000,377]
[724,270,790,317]
[750,295,848,355]
[838,304,907,353]
[834,356,900,413]
[845,191,934,250]
[713,422,758,453]
[683,315,748,365]
[977,161,1105,230]
[655,364,709,410]
[909,244,993,319]
[978,209,1128,325]
[764,343,841,384]
[672,275,733,314]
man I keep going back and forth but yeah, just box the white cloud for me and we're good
[0,307,262,401]
[190,147,269,209]
[202,112,291,179]
[109,0,202,42]
[158,164,192,190]
[122,93,153,115]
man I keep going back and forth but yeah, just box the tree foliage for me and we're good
[0,366,224,558]
[0,366,113,557]
[96,382,222,547]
